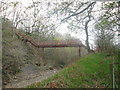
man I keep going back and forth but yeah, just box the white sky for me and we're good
[56,2,102,46]
[1,0,103,47]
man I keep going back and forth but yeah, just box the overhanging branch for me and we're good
[61,2,96,22]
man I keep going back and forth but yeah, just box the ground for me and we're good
[5,64,61,88]
[27,53,114,88]
[2,19,119,88]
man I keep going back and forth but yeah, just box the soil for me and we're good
[4,64,61,88]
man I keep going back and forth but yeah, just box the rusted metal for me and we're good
[15,32,83,48]
[42,48,44,59]
[79,47,81,56]
[16,32,83,62]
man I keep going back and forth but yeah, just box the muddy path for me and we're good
[5,64,61,88]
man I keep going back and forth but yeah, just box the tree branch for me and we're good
[61,2,96,22]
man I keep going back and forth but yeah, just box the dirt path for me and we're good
[5,64,61,88]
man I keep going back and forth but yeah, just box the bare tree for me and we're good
[49,1,96,52]
[94,2,120,51]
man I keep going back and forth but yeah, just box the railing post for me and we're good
[42,47,44,60]
[79,47,81,57]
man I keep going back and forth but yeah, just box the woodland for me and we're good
[0,0,120,88]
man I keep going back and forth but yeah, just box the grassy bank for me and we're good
[27,53,113,88]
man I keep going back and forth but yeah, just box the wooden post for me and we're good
[42,47,44,60]
[79,47,81,57]
[37,48,44,66]
[38,48,45,66]
[42,47,46,66]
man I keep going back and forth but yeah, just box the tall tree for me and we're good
[49,1,96,52]
[94,1,120,50]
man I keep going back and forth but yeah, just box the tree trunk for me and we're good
[85,19,91,52]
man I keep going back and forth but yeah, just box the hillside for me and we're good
[2,19,81,87]
[27,53,116,88]
[2,19,43,85]
[1,1,120,89]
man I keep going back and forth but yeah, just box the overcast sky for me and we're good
[1,0,104,47]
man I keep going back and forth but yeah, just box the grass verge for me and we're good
[27,53,113,88]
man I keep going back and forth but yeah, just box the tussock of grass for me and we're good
[27,53,113,88]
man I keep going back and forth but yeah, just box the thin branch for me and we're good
[61,2,96,22]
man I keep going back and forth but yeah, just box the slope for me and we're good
[2,18,43,85]
[2,18,81,87]
[27,53,113,88]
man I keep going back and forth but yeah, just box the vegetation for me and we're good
[94,2,119,54]
[2,18,80,86]
[1,0,119,88]
[2,19,25,84]
[27,53,117,88]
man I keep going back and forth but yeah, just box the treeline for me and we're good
[2,18,80,85]
[1,0,120,88]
